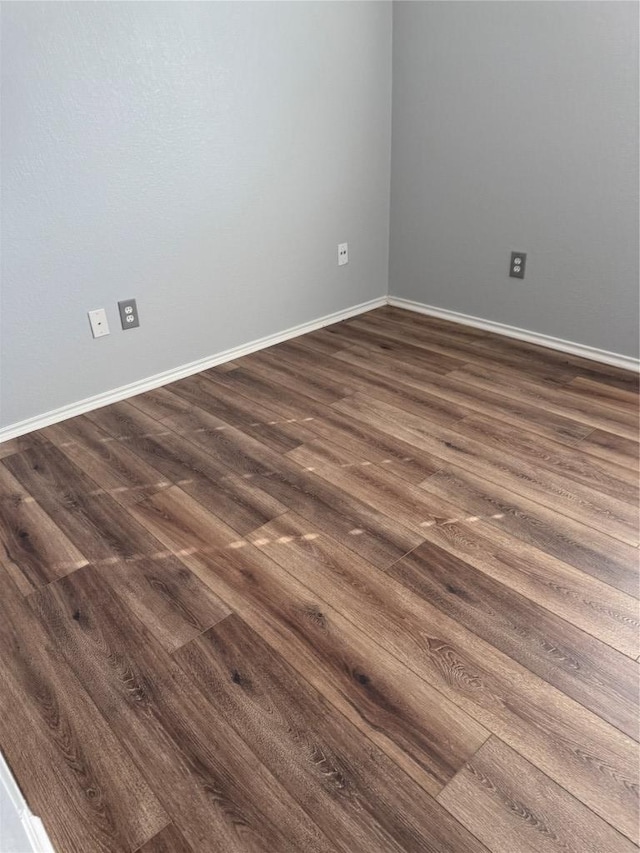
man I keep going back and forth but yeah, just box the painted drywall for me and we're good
[389,1,639,357]
[1,1,392,428]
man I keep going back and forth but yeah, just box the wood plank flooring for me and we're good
[0,305,638,853]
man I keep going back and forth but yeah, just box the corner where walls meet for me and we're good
[2,1,638,438]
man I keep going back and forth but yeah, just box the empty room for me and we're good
[0,1,638,851]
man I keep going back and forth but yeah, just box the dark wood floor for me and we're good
[0,305,638,853]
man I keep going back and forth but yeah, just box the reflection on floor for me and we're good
[0,306,638,852]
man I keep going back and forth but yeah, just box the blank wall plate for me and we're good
[88,308,110,338]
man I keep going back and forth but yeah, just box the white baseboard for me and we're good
[1,753,55,853]
[2,292,636,443]
[0,296,386,443]
[387,296,640,373]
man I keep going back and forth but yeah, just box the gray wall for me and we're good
[2,1,637,432]
[390,1,639,357]
[1,1,392,428]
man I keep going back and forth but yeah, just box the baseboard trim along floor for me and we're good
[1,293,637,443]
[387,297,640,373]
[0,753,55,853]
[0,296,387,443]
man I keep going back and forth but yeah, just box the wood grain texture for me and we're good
[388,540,639,738]
[287,438,459,535]
[566,376,639,413]
[0,433,47,459]
[85,401,289,535]
[0,305,637,853]
[137,824,193,853]
[168,372,317,454]
[30,567,336,853]
[206,353,470,432]
[465,321,640,392]
[318,316,471,375]
[448,362,639,440]
[0,563,167,853]
[369,307,637,392]
[0,462,88,589]
[347,310,579,386]
[3,442,165,565]
[100,553,231,653]
[40,415,172,507]
[420,466,639,596]
[3,444,231,651]
[438,737,637,853]
[331,344,594,445]
[237,347,357,404]
[149,412,424,569]
[416,520,640,659]
[175,613,487,853]
[173,382,444,486]
[126,386,194,423]
[331,393,638,544]
[248,514,639,840]
[578,428,640,469]
[455,414,639,500]
[130,486,488,797]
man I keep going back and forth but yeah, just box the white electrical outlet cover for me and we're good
[88,308,110,338]
[338,242,349,266]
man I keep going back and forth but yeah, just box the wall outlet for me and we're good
[118,298,140,330]
[509,251,526,279]
[88,308,110,339]
[338,242,349,266]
